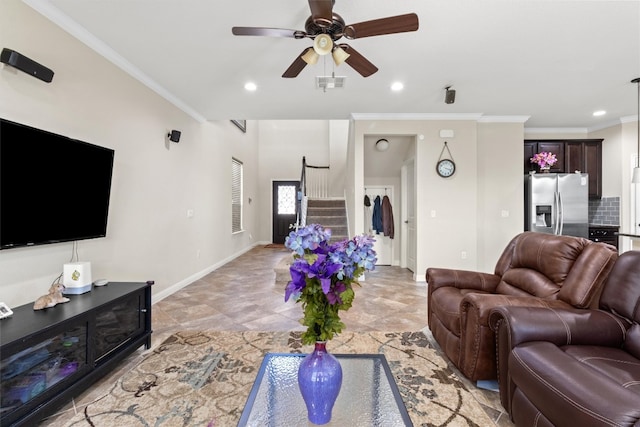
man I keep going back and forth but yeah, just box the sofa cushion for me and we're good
[509,232,588,284]
[557,243,619,308]
[496,268,560,298]
[495,233,616,308]
[562,344,640,396]
[511,341,640,426]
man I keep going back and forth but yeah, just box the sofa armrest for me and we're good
[488,305,627,348]
[488,305,628,413]
[455,294,571,380]
[463,294,571,328]
[426,268,501,293]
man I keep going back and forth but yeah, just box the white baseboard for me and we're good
[152,241,268,304]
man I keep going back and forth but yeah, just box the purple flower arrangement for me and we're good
[530,151,558,168]
[284,224,377,345]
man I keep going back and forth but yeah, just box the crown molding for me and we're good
[350,113,529,123]
[477,115,530,123]
[22,0,207,123]
[620,115,639,124]
[526,116,638,134]
[524,127,588,135]
[350,113,484,121]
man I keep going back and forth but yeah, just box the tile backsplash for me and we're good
[589,197,620,225]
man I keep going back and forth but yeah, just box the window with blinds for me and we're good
[232,158,243,233]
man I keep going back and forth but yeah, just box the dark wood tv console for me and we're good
[0,281,152,426]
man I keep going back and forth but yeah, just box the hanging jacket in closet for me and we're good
[382,195,394,239]
[364,194,373,233]
[372,196,383,234]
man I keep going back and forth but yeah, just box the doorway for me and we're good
[364,186,394,265]
[272,180,299,244]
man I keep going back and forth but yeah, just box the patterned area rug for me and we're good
[51,331,494,426]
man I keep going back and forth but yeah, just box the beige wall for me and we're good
[329,120,350,198]
[0,0,260,307]
[352,119,525,280]
[477,122,525,272]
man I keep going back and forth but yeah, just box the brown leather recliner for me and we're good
[489,250,640,427]
[426,231,618,381]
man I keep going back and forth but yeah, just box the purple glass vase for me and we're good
[297,341,343,425]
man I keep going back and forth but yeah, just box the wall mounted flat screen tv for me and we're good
[0,118,115,250]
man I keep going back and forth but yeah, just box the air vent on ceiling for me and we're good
[316,76,346,90]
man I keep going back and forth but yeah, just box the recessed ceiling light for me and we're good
[593,110,606,116]
[244,82,257,91]
[391,82,404,92]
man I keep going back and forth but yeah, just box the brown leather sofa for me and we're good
[489,250,640,427]
[426,231,618,381]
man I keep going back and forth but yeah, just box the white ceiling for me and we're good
[25,0,640,129]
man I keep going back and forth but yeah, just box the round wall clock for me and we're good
[436,158,456,178]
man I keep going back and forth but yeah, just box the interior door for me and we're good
[272,181,299,244]
[405,159,416,272]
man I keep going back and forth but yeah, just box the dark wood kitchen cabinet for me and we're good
[566,140,602,199]
[524,139,603,199]
[524,141,565,173]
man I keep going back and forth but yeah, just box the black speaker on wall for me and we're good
[1,48,54,83]
[168,130,181,143]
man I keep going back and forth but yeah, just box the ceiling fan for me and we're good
[232,0,419,78]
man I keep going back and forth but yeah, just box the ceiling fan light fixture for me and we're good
[332,46,350,65]
[313,34,333,56]
[301,48,319,65]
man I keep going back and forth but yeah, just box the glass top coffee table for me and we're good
[238,353,412,426]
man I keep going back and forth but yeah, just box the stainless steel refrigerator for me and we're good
[525,173,589,238]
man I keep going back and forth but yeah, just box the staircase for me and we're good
[305,198,349,242]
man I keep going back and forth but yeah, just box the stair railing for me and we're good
[297,156,330,229]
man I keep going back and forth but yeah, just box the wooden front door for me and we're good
[272,181,299,244]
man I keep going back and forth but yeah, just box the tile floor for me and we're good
[44,245,513,426]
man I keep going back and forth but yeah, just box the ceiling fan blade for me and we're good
[339,44,378,77]
[232,27,302,38]
[344,13,419,39]
[282,49,310,78]
[308,0,334,27]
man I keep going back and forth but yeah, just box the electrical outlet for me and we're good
[501,210,510,218]
[461,251,467,259]
[431,210,437,218]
